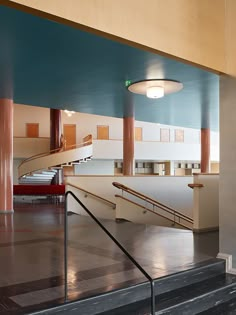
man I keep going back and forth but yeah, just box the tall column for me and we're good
[123,92,134,175]
[200,128,210,173]
[50,109,61,151]
[50,109,62,185]
[123,117,135,175]
[0,99,13,213]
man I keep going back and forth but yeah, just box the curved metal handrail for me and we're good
[113,182,193,224]
[64,191,155,315]
[66,182,116,209]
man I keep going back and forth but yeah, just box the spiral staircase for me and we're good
[18,140,93,185]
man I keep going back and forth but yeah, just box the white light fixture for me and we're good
[146,86,164,99]
[64,109,75,117]
[127,79,183,98]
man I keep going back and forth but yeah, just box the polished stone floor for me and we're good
[0,202,219,314]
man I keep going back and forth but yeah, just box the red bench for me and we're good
[13,185,65,195]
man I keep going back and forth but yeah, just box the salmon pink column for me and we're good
[123,91,135,176]
[0,98,13,213]
[201,128,210,173]
[50,109,62,185]
[50,109,61,150]
[123,116,135,175]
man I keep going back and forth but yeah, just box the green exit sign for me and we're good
[125,80,132,87]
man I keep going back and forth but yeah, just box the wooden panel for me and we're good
[175,129,184,142]
[26,123,39,138]
[63,124,76,149]
[160,128,170,142]
[10,0,225,72]
[97,125,109,140]
[135,127,142,141]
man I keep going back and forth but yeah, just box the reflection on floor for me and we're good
[0,203,219,314]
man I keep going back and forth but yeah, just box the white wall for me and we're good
[65,175,193,217]
[66,184,116,220]
[220,75,236,269]
[74,159,115,175]
[14,138,50,158]
[115,196,191,229]
[192,174,219,232]
[135,142,200,161]
[13,104,220,162]
[92,140,219,162]
[62,111,122,143]
[14,104,50,137]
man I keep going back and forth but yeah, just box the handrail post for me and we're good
[64,197,68,302]
[151,280,155,315]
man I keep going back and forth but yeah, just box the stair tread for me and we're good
[199,297,236,314]
[156,273,236,310]
[99,273,236,315]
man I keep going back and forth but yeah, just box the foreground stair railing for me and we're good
[65,191,155,315]
[113,182,193,228]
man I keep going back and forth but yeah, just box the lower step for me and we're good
[199,297,236,314]
[30,259,225,315]
[99,273,236,315]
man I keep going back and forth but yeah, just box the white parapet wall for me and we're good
[92,140,219,162]
[66,183,116,220]
[192,173,219,232]
[115,195,191,229]
[65,175,193,219]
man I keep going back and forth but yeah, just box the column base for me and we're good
[0,210,14,214]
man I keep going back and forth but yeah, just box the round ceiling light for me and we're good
[64,109,75,117]
[127,79,183,98]
[146,86,164,99]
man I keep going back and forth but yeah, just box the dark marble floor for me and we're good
[0,202,219,314]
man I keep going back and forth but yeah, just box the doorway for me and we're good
[63,124,76,149]
[26,123,39,138]
[97,125,109,140]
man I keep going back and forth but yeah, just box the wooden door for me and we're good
[26,123,39,138]
[135,127,142,141]
[63,124,76,149]
[97,125,109,140]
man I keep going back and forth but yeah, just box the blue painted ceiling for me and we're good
[0,5,219,130]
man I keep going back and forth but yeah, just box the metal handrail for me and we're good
[113,181,193,224]
[64,191,155,315]
[66,182,116,209]
[115,194,192,230]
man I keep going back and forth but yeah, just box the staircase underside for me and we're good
[18,144,93,184]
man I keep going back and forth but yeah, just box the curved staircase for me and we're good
[18,139,93,185]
